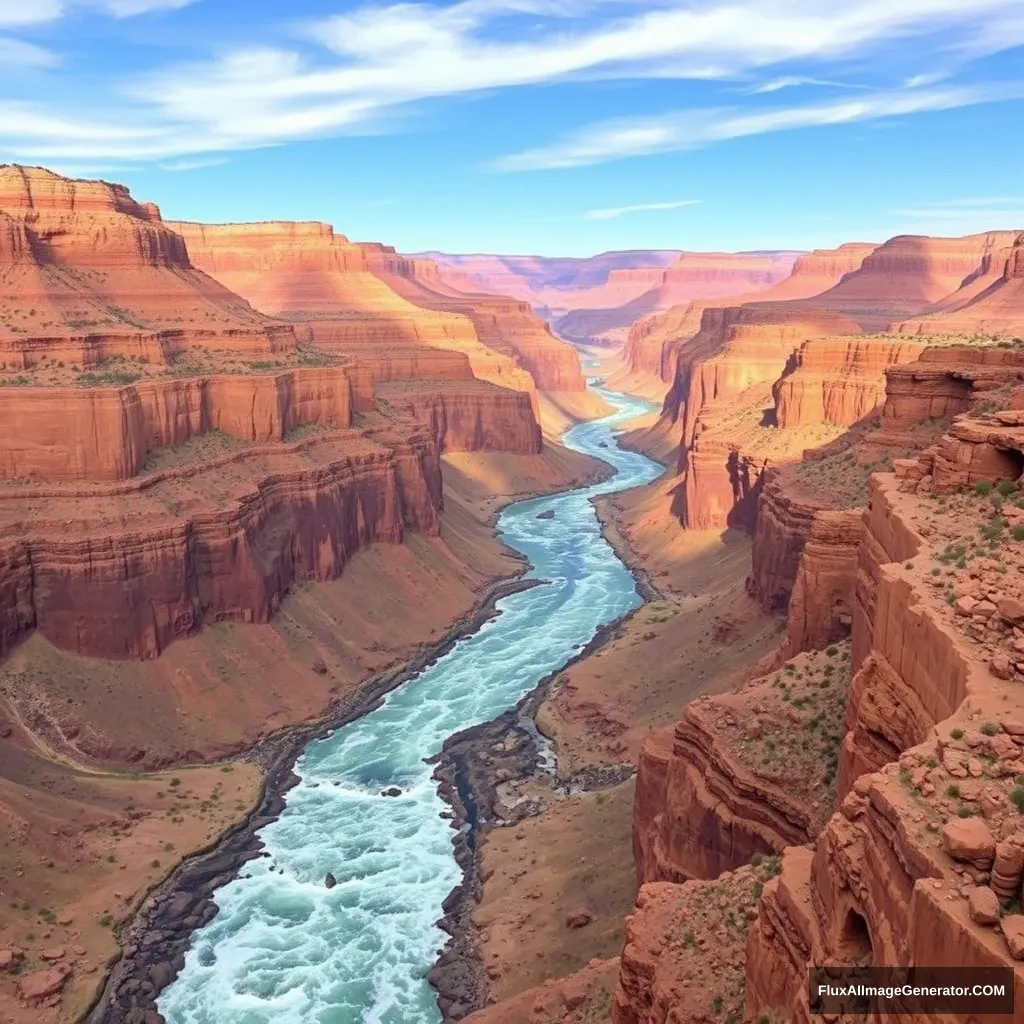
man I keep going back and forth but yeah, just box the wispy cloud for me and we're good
[0,37,59,68]
[99,0,198,14]
[3,0,1024,163]
[747,75,868,94]
[583,199,702,220]
[0,0,63,27]
[903,71,949,88]
[494,83,1024,170]
[157,156,229,171]
[0,0,196,26]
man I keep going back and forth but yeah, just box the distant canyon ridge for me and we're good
[415,249,804,345]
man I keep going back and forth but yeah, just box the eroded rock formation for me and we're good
[613,355,1024,1024]
[618,242,877,394]
[170,219,586,400]
[0,167,548,671]
[0,165,292,360]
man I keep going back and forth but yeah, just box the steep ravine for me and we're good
[131,383,664,1023]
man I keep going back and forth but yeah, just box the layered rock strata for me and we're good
[170,220,585,399]
[555,251,800,344]
[773,337,926,429]
[0,166,292,359]
[897,232,1024,337]
[0,421,443,661]
[619,242,876,391]
[0,367,353,480]
[634,644,850,887]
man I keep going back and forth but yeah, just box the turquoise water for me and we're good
[158,383,662,1024]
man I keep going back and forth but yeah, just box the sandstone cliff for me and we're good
[773,336,927,429]
[0,421,445,662]
[616,242,877,394]
[171,220,586,400]
[811,231,1022,328]
[656,232,1024,534]
[0,165,292,359]
[614,360,1024,1024]
[0,367,353,480]
[414,250,682,317]
[897,232,1024,337]
[0,168,549,673]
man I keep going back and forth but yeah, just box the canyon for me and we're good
[448,227,1024,1024]
[0,165,604,1023]
[3,158,1024,1024]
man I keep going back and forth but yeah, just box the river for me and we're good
[157,382,663,1024]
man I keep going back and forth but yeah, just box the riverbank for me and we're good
[86,573,543,1024]
[420,434,673,1018]
[0,440,609,1024]
[141,385,662,1023]
[457,453,784,1023]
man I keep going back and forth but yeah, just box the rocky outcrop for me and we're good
[335,346,475,412]
[0,367,353,480]
[745,465,1024,1022]
[612,867,769,1024]
[774,337,926,429]
[747,471,862,658]
[400,286,586,392]
[759,243,878,301]
[171,220,585,397]
[671,305,864,451]
[812,231,1022,327]
[666,306,863,530]
[415,249,682,317]
[377,380,542,454]
[619,300,709,392]
[0,166,291,356]
[880,346,1024,435]
[619,243,877,393]
[0,424,443,661]
[634,644,850,887]
[898,232,1024,337]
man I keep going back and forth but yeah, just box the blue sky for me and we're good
[2,0,1024,256]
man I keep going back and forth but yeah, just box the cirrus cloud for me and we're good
[2,0,1024,166]
[583,199,702,220]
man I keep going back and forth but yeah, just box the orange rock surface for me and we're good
[812,231,1022,328]
[616,242,877,395]
[898,232,1024,337]
[417,249,682,317]
[0,165,292,363]
[171,220,586,400]
[0,167,554,665]
[773,336,927,429]
[611,362,1024,1024]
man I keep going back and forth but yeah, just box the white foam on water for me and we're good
[158,384,662,1024]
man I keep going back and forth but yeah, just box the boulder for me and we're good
[17,965,71,1007]
[1002,915,1024,960]
[998,597,1024,625]
[990,655,1014,680]
[566,907,593,929]
[0,948,24,970]
[942,818,996,867]
[966,886,1000,925]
